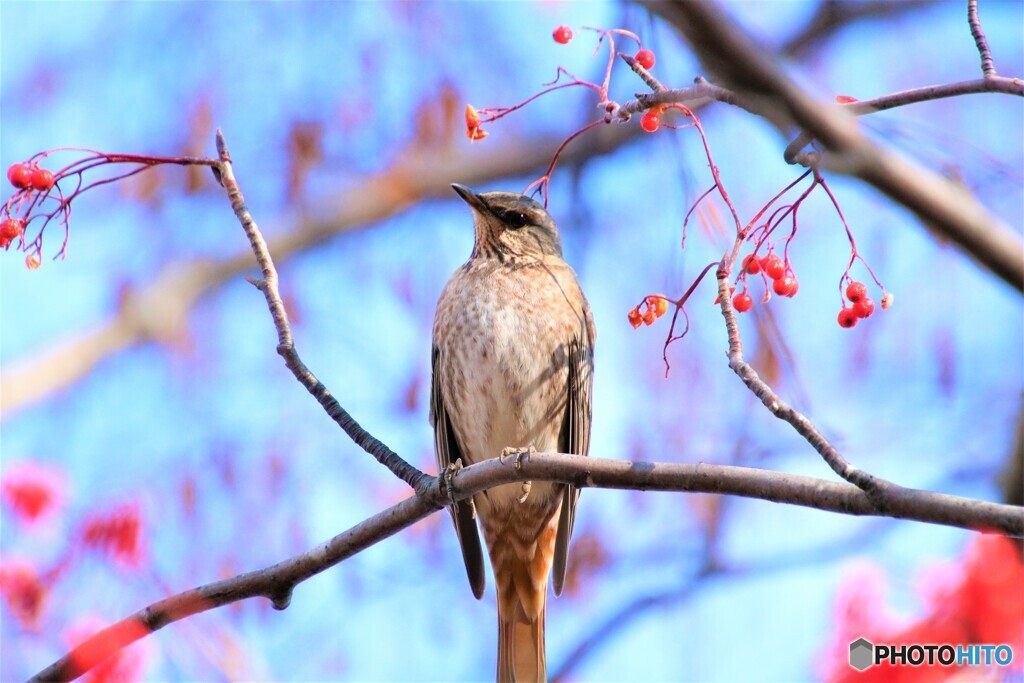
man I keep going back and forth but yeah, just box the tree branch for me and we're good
[0,124,641,419]
[29,452,1024,682]
[968,0,997,78]
[213,131,430,491]
[645,0,1024,292]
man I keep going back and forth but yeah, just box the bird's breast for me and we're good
[434,261,581,467]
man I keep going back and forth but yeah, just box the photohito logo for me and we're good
[849,638,1015,671]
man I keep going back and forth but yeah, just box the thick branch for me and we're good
[646,0,1024,292]
[30,452,1023,681]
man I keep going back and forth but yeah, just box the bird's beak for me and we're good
[451,183,486,212]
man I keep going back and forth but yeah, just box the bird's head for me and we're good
[452,184,563,261]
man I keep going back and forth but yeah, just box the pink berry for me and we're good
[634,49,656,70]
[7,163,32,189]
[846,280,868,303]
[773,275,797,297]
[764,254,785,280]
[0,218,25,240]
[30,167,54,192]
[553,25,573,44]
[838,307,858,328]
[853,297,874,318]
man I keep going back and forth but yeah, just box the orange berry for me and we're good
[642,309,656,326]
[627,308,643,329]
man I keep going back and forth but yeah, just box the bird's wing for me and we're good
[431,347,486,599]
[552,310,595,596]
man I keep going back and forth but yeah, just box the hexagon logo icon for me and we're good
[849,638,874,671]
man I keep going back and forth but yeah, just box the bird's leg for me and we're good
[500,446,536,503]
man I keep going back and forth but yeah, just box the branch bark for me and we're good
[29,452,1024,682]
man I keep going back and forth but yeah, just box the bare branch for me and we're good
[214,131,429,491]
[968,0,997,78]
[781,0,938,58]
[0,125,640,419]
[645,0,1024,292]
[29,452,1024,681]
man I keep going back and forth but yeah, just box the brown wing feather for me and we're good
[552,319,594,595]
[431,347,486,599]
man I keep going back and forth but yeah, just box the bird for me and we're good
[430,184,595,682]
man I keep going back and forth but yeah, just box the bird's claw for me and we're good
[516,480,532,504]
[500,447,536,503]
[444,458,464,505]
[500,445,536,470]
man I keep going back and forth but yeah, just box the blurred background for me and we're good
[1,1,1021,681]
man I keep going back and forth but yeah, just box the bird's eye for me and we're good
[507,212,528,229]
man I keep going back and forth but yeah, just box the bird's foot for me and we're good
[443,458,464,505]
[499,445,536,470]
[500,446,536,503]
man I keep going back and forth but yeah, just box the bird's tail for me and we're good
[496,590,546,683]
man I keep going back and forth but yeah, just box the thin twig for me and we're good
[645,0,1023,292]
[968,0,997,78]
[214,130,430,493]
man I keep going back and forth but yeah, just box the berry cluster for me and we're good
[837,280,891,329]
[727,251,799,315]
[8,163,54,193]
[3,161,62,263]
[627,295,670,329]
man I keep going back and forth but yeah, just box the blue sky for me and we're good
[2,2,1022,681]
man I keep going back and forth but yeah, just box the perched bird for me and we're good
[431,184,595,682]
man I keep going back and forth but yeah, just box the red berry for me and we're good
[846,280,867,303]
[742,254,760,274]
[784,278,799,297]
[7,163,32,189]
[773,275,797,297]
[853,297,874,318]
[634,49,656,70]
[29,167,54,192]
[553,25,573,44]
[640,111,659,133]
[0,218,25,241]
[763,254,785,280]
[732,291,753,313]
[838,307,858,328]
